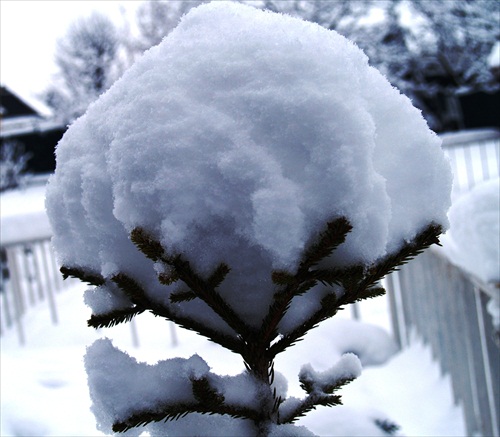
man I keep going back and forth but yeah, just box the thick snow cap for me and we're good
[46,2,451,329]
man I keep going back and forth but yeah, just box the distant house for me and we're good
[0,86,66,175]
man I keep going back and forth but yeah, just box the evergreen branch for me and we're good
[281,376,354,424]
[130,227,165,261]
[111,273,149,306]
[112,402,198,433]
[272,223,444,358]
[340,286,386,306]
[321,377,356,395]
[336,264,365,290]
[158,271,180,286]
[268,293,339,358]
[256,277,318,356]
[112,399,261,433]
[149,308,245,356]
[271,270,296,285]
[283,367,356,424]
[271,283,384,358]
[87,307,145,329]
[110,272,244,354]
[60,265,105,286]
[207,263,231,289]
[128,227,250,340]
[191,376,225,408]
[374,419,401,435]
[256,290,298,351]
[299,217,352,270]
[360,223,443,290]
[170,289,198,303]
[167,255,252,340]
[309,268,344,286]
[258,219,352,358]
[264,220,434,359]
[278,393,342,424]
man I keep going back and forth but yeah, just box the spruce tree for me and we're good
[63,219,442,435]
[45,3,452,435]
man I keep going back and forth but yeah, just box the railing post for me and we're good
[385,273,407,349]
[474,286,499,437]
[389,246,500,437]
[5,247,26,345]
[39,241,58,325]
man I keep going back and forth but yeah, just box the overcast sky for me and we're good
[1,0,141,109]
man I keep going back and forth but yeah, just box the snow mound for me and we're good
[441,178,500,283]
[46,1,451,330]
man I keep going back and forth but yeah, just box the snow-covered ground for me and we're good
[1,183,465,436]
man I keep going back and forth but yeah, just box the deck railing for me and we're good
[441,128,499,198]
[0,237,78,344]
[386,129,500,436]
[386,249,499,437]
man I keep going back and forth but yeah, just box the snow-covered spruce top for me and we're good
[46,2,452,330]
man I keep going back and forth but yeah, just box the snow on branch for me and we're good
[278,353,362,424]
[86,339,264,434]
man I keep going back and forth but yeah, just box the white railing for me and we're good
[0,238,78,344]
[386,249,499,437]
[441,128,499,199]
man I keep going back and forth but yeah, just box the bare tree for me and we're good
[0,140,31,192]
[133,1,207,53]
[375,0,500,130]
[44,12,120,123]
[268,0,499,131]
[258,0,371,35]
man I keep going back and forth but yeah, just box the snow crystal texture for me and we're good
[46,1,451,330]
